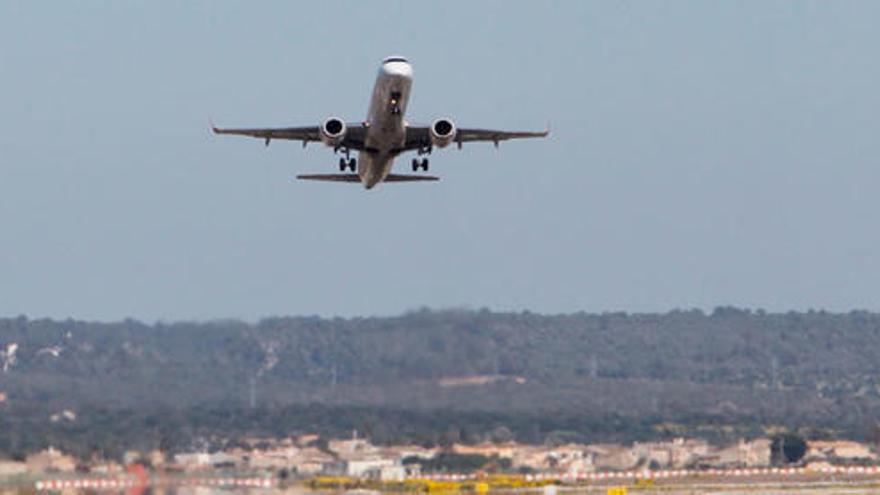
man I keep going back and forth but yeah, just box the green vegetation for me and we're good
[771,433,808,464]
[1,308,880,458]
[404,453,493,473]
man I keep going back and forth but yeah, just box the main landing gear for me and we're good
[338,157,356,172]
[335,147,356,172]
[411,158,429,172]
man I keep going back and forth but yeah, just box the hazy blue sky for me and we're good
[1,2,879,321]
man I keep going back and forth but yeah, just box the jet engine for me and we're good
[320,117,347,147]
[429,118,457,148]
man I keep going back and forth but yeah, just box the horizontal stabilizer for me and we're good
[296,174,361,182]
[295,174,440,184]
[383,174,439,182]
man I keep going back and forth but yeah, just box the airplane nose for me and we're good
[381,61,413,79]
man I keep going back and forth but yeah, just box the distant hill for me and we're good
[1,308,879,458]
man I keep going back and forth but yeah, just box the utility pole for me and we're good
[331,326,338,388]
[771,357,779,389]
[780,434,786,464]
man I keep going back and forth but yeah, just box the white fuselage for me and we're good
[358,60,413,189]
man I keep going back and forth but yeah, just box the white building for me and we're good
[0,460,27,477]
[705,438,772,468]
[345,458,396,477]
[807,440,876,462]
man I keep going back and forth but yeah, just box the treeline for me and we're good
[1,308,880,458]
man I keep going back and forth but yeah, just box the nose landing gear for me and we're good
[390,92,402,115]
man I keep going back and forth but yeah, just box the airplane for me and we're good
[212,56,549,189]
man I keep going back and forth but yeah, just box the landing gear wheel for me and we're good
[412,158,419,172]
[421,158,429,171]
[348,158,357,171]
[339,158,346,171]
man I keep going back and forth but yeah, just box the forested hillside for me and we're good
[1,308,879,458]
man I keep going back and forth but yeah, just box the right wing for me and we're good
[212,123,367,150]
[453,127,550,144]
[402,125,548,152]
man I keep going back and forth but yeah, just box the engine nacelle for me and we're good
[429,118,457,148]
[320,117,347,147]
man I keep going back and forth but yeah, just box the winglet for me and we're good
[209,118,220,134]
[545,121,551,136]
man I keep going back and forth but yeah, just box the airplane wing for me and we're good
[212,123,367,150]
[402,125,548,151]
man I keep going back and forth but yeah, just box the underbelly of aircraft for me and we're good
[358,152,394,189]
[359,121,405,188]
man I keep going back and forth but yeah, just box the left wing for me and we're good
[212,123,367,150]
[403,125,548,152]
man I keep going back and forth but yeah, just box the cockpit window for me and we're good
[383,56,408,64]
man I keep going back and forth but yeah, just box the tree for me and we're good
[771,434,807,464]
